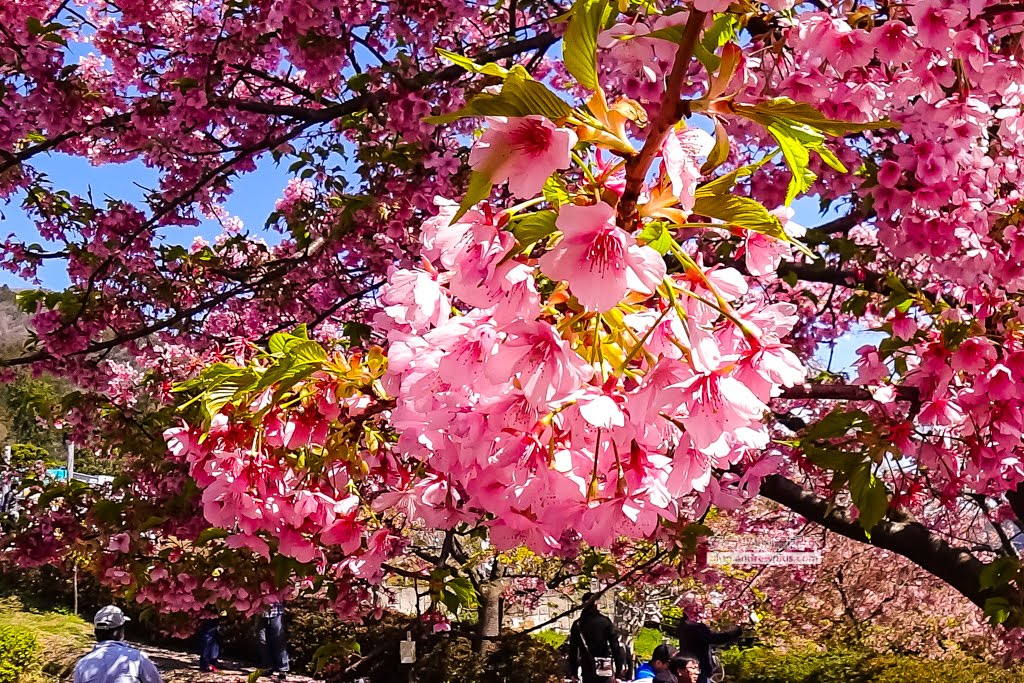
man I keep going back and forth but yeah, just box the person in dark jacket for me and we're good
[567,593,625,683]
[675,613,741,683]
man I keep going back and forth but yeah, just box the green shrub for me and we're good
[7,444,49,468]
[0,625,40,683]
[721,645,1024,683]
[532,629,566,649]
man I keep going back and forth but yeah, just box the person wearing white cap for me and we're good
[73,605,164,683]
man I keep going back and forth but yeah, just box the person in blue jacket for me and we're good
[633,644,677,681]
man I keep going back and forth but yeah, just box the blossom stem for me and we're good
[616,305,671,373]
[502,196,547,215]
[588,428,603,501]
[669,242,758,340]
[572,152,597,185]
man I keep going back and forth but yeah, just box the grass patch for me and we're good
[0,596,93,680]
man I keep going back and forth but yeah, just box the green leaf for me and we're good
[436,48,510,78]
[697,152,776,196]
[170,77,199,92]
[424,66,573,124]
[701,13,738,52]
[733,98,893,205]
[272,554,295,588]
[805,409,873,441]
[842,292,871,317]
[201,368,259,419]
[980,556,1020,590]
[439,576,478,614]
[452,171,493,224]
[91,499,122,524]
[563,0,613,91]
[543,176,570,206]
[140,515,169,531]
[347,72,372,91]
[312,640,360,673]
[268,332,291,355]
[343,321,373,346]
[635,24,684,43]
[693,44,720,73]
[941,321,973,350]
[511,210,558,249]
[804,447,862,472]
[247,669,266,683]
[195,527,230,546]
[739,98,894,137]
[637,221,675,255]
[691,193,780,242]
[700,118,731,176]
[15,289,48,315]
[289,340,328,365]
[983,597,1013,626]
[849,464,888,535]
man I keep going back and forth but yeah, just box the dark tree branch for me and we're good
[1006,483,1024,536]
[760,474,1022,621]
[1,252,377,368]
[779,384,920,404]
[777,262,887,294]
[802,211,874,243]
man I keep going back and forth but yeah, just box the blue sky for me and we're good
[0,153,293,290]
[0,145,871,372]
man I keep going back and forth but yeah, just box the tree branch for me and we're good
[760,474,1021,620]
[777,262,887,294]
[779,384,920,404]
[617,11,708,226]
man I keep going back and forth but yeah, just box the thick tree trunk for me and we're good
[475,580,504,656]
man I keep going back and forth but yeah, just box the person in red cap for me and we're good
[73,605,163,683]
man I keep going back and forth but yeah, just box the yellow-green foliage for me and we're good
[721,646,1024,683]
[0,625,39,683]
[634,627,666,661]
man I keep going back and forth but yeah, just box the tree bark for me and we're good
[476,580,505,656]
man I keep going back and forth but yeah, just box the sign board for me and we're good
[400,632,416,664]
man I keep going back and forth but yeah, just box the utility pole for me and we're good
[67,441,78,615]
[67,442,74,482]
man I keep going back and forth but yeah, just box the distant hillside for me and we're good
[0,285,31,357]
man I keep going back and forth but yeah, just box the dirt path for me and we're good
[119,642,320,683]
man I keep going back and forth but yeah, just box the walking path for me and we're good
[1,595,319,683]
[137,644,318,683]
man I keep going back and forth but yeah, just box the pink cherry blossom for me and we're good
[469,116,577,199]
[485,319,594,405]
[538,202,666,311]
[662,127,714,212]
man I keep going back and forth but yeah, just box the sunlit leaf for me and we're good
[564,0,614,91]
[424,66,573,124]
